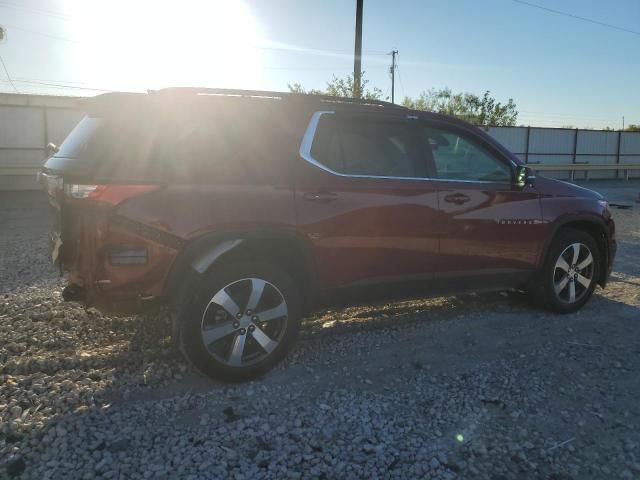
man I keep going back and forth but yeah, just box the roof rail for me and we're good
[151,87,406,110]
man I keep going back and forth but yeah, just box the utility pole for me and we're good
[622,115,625,130]
[353,0,363,98]
[390,49,398,103]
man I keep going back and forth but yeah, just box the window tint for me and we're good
[310,115,425,178]
[55,116,102,159]
[421,126,512,182]
[56,113,169,181]
[163,104,289,184]
[59,100,291,184]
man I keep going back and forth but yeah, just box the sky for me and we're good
[0,0,638,129]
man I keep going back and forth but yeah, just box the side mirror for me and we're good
[46,142,59,157]
[515,165,535,188]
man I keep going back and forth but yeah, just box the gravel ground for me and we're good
[1,183,639,480]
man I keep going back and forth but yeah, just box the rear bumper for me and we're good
[57,214,181,314]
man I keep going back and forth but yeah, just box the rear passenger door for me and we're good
[420,121,544,278]
[295,111,445,290]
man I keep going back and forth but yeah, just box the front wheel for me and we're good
[179,260,301,382]
[537,228,600,313]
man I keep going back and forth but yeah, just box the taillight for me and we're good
[64,184,160,206]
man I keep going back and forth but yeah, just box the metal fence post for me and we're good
[571,128,579,181]
[616,130,622,179]
[525,126,530,164]
[42,107,49,159]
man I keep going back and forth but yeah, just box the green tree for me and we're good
[287,82,323,96]
[288,73,383,101]
[625,124,640,132]
[402,88,518,127]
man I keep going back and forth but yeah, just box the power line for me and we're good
[1,78,637,129]
[0,1,73,21]
[2,23,81,44]
[0,78,113,92]
[508,0,640,37]
[257,44,388,56]
[395,64,406,100]
[0,66,387,95]
[16,80,112,92]
[0,55,18,93]
[2,24,389,60]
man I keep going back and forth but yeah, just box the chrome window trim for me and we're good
[298,111,514,185]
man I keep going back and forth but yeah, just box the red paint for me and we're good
[40,91,616,313]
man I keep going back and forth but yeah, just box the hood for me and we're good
[534,175,604,201]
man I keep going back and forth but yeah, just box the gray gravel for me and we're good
[1,184,640,480]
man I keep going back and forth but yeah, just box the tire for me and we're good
[535,228,601,314]
[178,260,301,382]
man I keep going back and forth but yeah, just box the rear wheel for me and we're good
[537,228,600,313]
[179,261,301,381]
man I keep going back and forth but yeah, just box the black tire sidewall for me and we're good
[179,260,301,382]
[541,229,600,314]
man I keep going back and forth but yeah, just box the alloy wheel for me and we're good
[552,243,595,304]
[200,278,288,367]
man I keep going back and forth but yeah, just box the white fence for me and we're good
[0,94,84,190]
[488,126,640,180]
[1,93,640,190]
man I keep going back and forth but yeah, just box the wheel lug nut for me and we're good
[233,321,240,328]
[245,310,252,316]
[248,325,256,332]
[251,315,258,321]
[236,312,242,319]
[239,328,246,335]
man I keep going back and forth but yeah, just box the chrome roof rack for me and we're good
[151,87,406,110]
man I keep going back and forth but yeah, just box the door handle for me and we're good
[303,191,339,202]
[444,193,470,205]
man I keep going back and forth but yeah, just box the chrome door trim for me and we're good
[298,111,514,185]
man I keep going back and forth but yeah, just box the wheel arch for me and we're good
[165,230,318,315]
[539,215,610,287]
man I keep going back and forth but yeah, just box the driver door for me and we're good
[420,121,545,277]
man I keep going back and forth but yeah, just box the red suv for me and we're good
[40,88,616,381]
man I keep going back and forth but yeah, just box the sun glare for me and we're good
[67,0,264,91]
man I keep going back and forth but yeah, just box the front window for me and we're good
[421,126,512,183]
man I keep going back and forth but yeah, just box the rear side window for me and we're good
[54,113,169,181]
[54,99,292,184]
[309,114,426,178]
[421,126,512,183]
[163,102,291,184]
[55,117,102,159]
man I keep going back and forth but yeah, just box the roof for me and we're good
[84,87,486,139]
[87,87,410,115]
